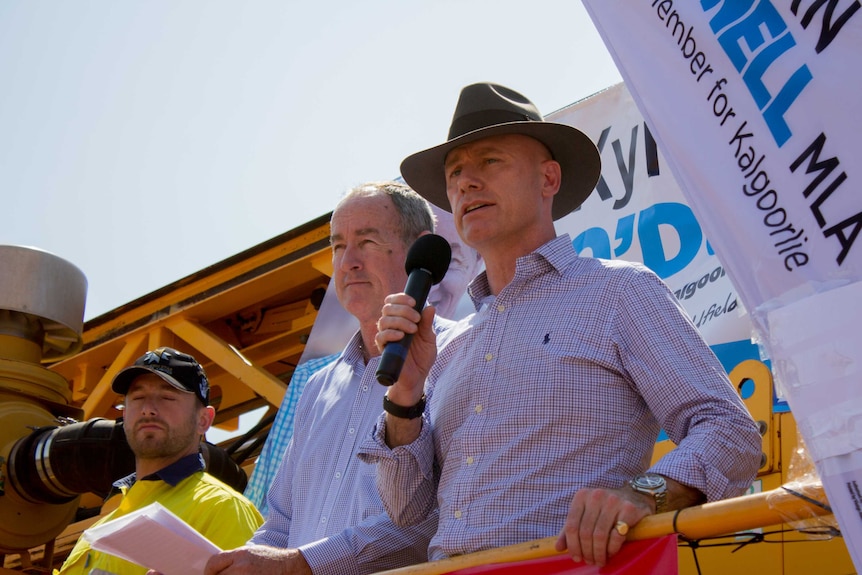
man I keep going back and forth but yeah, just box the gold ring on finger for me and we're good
[614,520,629,536]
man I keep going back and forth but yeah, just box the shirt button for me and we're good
[454,510,462,519]
[321,517,327,524]
[348,428,355,435]
[497,304,505,312]
[466,456,474,465]
[362,385,368,391]
[484,353,493,361]
[474,404,483,414]
[335,472,342,479]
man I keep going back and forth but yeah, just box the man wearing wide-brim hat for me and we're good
[360,83,761,567]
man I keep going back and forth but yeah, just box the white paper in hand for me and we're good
[83,501,221,575]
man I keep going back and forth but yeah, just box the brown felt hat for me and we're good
[400,83,601,221]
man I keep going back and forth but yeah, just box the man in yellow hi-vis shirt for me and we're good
[58,347,263,575]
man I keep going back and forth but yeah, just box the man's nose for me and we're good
[455,164,483,192]
[339,244,363,270]
[139,398,158,415]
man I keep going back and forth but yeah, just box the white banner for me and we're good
[550,84,753,354]
[582,0,862,568]
[583,1,862,317]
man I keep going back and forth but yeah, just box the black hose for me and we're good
[8,418,249,503]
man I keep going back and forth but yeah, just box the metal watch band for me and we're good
[630,473,668,513]
[383,393,426,419]
[650,488,668,513]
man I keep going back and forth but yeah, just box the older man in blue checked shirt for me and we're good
[244,206,481,518]
[205,181,456,575]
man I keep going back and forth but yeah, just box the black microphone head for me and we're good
[404,234,452,285]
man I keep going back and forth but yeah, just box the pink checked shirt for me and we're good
[359,235,761,560]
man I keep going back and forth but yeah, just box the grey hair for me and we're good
[337,181,436,247]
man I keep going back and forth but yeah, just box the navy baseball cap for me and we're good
[112,347,210,406]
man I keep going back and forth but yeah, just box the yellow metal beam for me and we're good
[167,317,286,407]
[81,333,147,419]
[310,249,333,277]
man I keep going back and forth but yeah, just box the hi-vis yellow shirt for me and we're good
[57,471,263,575]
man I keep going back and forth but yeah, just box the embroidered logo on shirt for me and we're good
[543,333,551,345]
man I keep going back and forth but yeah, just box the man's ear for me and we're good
[540,159,562,200]
[198,405,216,434]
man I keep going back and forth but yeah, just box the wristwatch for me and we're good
[383,393,426,419]
[630,473,668,513]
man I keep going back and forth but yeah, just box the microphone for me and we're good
[376,234,451,386]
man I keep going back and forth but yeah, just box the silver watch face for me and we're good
[634,473,665,491]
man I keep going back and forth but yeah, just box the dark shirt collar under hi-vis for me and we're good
[113,452,206,490]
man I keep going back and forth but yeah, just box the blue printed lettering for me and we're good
[573,203,706,279]
[573,227,612,260]
[639,203,704,278]
[702,0,812,147]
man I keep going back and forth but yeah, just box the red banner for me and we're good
[443,536,678,575]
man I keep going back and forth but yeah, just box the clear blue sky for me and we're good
[0,1,621,320]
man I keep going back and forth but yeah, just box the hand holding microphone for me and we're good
[376,234,451,386]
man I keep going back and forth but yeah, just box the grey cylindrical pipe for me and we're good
[0,245,87,361]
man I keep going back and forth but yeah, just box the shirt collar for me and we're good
[344,331,367,365]
[113,452,206,490]
[467,234,575,304]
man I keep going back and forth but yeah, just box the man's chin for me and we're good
[130,442,168,458]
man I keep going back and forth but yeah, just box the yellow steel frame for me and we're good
[49,213,333,440]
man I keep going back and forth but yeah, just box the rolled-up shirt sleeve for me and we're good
[298,509,438,575]
[358,411,438,527]
[615,269,762,501]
